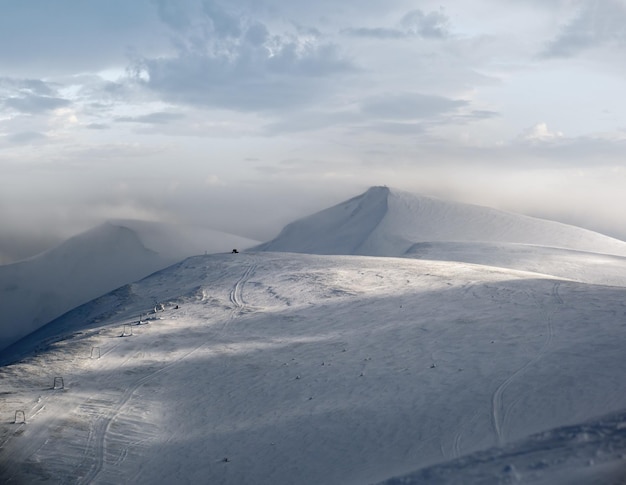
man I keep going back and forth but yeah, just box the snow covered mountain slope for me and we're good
[0,221,257,353]
[255,186,626,259]
[379,408,626,485]
[406,241,626,287]
[1,252,625,484]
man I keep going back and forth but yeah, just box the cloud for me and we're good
[0,77,56,96]
[400,9,450,39]
[151,0,195,31]
[519,122,564,143]
[263,110,360,134]
[542,0,626,58]
[85,123,110,130]
[4,94,71,114]
[344,8,450,40]
[344,27,408,40]
[262,92,476,135]
[204,174,226,186]
[454,110,500,123]
[132,12,355,112]
[202,0,243,38]
[6,131,48,144]
[360,93,467,120]
[361,121,427,136]
[0,77,71,115]
[115,112,186,124]
[521,136,626,166]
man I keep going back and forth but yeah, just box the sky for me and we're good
[2,0,626,263]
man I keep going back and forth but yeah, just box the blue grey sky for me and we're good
[2,0,626,262]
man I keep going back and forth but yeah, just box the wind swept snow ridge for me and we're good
[255,186,389,255]
[255,186,626,258]
[378,409,626,485]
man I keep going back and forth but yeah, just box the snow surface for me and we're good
[1,252,625,484]
[0,220,258,353]
[406,241,626,287]
[256,186,626,258]
[1,187,626,484]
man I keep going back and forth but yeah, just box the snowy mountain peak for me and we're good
[256,186,626,257]
[254,185,390,255]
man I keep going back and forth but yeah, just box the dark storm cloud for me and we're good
[4,94,71,114]
[542,0,626,57]
[344,8,450,40]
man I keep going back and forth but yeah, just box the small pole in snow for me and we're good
[53,377,64,389]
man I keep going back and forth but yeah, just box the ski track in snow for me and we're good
[0,396,53,481]
[491,281,561,446]
[0,260,252,483]
[225,262,257,330]
[2,253,625,485]
[451,407,482,460]
[75,261,258,483]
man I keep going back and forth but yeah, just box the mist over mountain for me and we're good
[0,220,257,352]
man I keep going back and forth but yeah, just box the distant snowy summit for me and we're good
[255,186,626,258]
[0,220,258,353]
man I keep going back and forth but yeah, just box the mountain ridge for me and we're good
[255,186,626,258]
[0,220,258,353]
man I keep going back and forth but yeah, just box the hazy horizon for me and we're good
[2,0,626,263]
[3,183,626,265]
